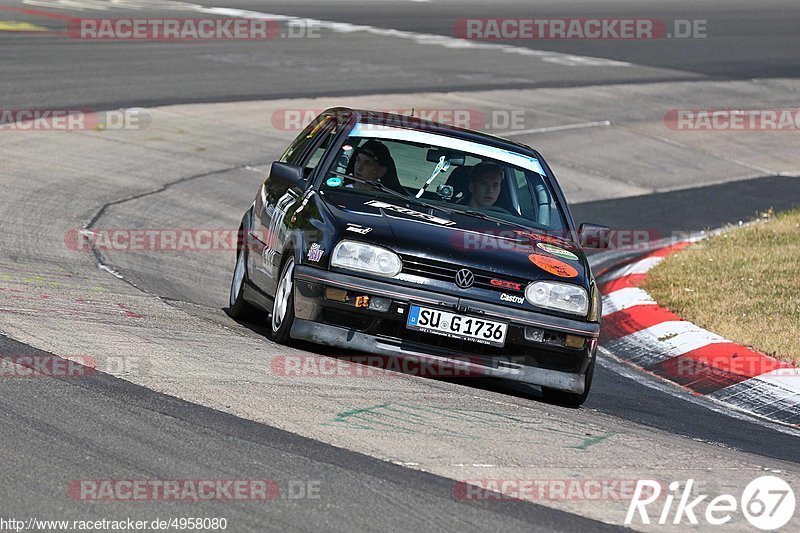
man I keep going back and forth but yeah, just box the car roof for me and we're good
[321,107,541,160]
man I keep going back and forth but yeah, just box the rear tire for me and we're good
[541,357,595,407]
[227,239,262,321]
[270,255,296,344]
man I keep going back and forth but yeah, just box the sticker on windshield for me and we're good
[528,253,578,278]
[364,199,456,227]
[537,242,579,261]
[527,157,545,175]
[349,123,543,174]
[326,176,343,187]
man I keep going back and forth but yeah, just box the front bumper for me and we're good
[291,265,599,393]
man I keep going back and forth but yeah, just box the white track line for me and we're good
[598,346,800,437]
[605,321,729,367]
[199,6,634,68]
[601,287,655,315]
[498,120,612,137]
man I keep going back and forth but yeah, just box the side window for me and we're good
[279,115,331,166]
[303,128,335,178]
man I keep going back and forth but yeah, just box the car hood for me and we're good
[323,192,590,288]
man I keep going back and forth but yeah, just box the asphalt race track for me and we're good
[4,0,800,108]
[1,1,800,531]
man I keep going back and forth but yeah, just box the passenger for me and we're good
[467,162,503,208]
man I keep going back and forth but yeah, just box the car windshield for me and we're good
[320,123,569,234]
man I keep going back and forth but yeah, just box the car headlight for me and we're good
[331,240,402,277]
[525,281,589,316]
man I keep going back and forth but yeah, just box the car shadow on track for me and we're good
[226,309,575,408]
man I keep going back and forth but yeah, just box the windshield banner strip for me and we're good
[349,124,545,175]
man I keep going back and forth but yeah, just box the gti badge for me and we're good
[490,278,522,291]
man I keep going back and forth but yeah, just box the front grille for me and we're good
[400,255,527,292]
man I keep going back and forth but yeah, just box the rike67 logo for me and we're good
[626,476,795,530]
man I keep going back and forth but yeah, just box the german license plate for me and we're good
[406,305,507,347]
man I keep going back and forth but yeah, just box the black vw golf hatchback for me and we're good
[229,108,608,405]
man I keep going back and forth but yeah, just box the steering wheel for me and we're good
[486,205,513,216]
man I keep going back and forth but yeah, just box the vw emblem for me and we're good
[455,269,474,289]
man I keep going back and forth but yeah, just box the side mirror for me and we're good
[579,223,611,249]
[269,161,306,193]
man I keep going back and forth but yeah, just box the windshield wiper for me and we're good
[327,171,558,237]
[456,209,531,230]
[327,171,446,212]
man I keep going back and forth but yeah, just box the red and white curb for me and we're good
[598,240,800,427]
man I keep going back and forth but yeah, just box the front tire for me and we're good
[270,256,296,344]
[227,240,261,321]
[541,357,595,407]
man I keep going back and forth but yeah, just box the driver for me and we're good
[350,140,393,190]
[467,162,503,208]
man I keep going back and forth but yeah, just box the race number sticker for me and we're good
[528,253,578,278]
[536,242,579,261]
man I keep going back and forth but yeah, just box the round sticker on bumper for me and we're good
[537,242,579,261]
[528,253,578,278]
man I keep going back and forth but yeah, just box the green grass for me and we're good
[643,209,800,364]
